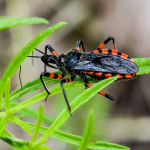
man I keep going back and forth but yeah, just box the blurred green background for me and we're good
[1,0,150,150]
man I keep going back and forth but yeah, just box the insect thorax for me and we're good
[57,49,82,71]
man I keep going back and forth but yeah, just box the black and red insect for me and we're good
[29,36,139,115]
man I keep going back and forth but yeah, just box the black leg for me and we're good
[45,45,59,56]
[40,72,64,101]
[40,73,50,101]
[79,73,89,86]
[76,40,85,52]
[19,65,23,90]
[60,75,76,116]
[44,64,47,72]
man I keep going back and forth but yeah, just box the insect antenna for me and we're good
[35,48,44,54]
[28,48,44,64]
[28,56,41,58]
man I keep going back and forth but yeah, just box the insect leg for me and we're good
[19,65,23,90]
[44,45,59,71]
[60,76,76,116]
[76,40,85,52]
[45,45,59,56]
[40,72,63,101]
[86,83,114,100]
[80,73,114,101]
[97,36,117,50]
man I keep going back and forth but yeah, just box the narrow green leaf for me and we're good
[3,129,15,139]
[0,22,67,107]
[78,111,94,150]
[0,17,48,30]
[0,137,30,150]
[89,141,129,150]
[136,66,150,75]
[9,102,55,125]
[132,58,150,75]
[30,104,44,145]
[33,77,117,147]
[8,116,32,135]
[34,144,52,150]
[26,122,129,150]
[4,78,10,112]
[132,58,150,67]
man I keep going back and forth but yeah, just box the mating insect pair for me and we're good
[29,36,139,116]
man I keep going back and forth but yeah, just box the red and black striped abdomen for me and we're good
[82,71,136,80]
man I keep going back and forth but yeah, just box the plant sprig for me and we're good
[1,17,150,150]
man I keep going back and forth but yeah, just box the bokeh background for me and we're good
[1,0,150,149]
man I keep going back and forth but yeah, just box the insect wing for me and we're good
[73,54,138,74]
[73,59,111,72]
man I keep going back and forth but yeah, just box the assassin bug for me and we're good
[28,36,139,115]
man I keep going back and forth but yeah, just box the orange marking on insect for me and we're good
[49,73,55,78]
[52,51,59,56]
[102,49,108,54]
[82,71,86,73]
[69,79,72,82]
[99,91,106,96]
[121,53,128,59]
[95,72,102,77]
[99,43,105,49]
[132,73,136,76]
[86,83,92,87]
[76,47,81,51]
[116,74,123,78]
[113,44,117,50]
[125,74,133,78]
[65,79,68,83]
[93,50,99,53]
[111,50,118,55]
[104,73,112,77]
[87,72,94,75]
[57,74,62,79]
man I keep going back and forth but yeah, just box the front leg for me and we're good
[45,45,59,56]
[40,72,64,101]
[44,45,59,72]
